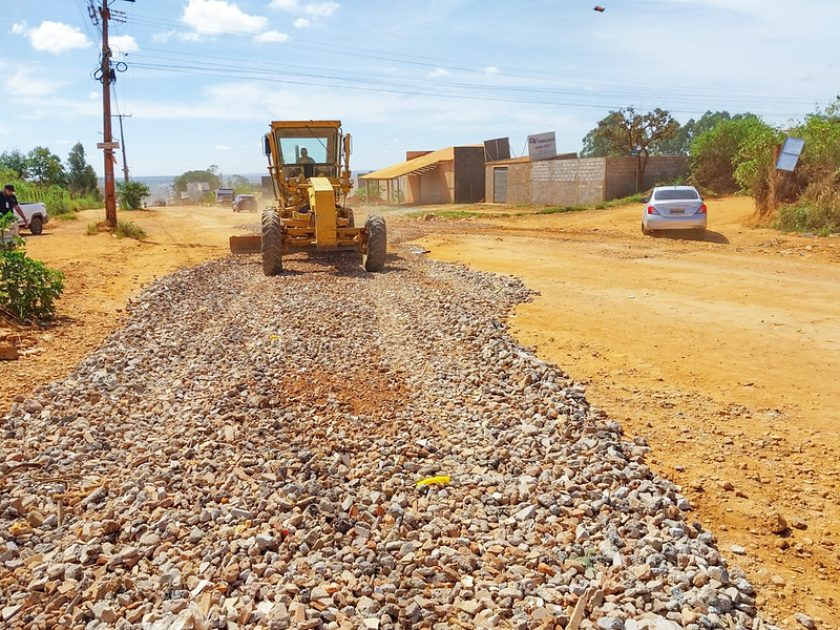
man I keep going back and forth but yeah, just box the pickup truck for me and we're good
[17,202,49,235]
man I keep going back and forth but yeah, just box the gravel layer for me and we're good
[1,252,768,629]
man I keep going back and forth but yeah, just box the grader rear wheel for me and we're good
[261,209,283,276]
[363,214,386,272]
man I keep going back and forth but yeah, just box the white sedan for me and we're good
[641,186,707,236]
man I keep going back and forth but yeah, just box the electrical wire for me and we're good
[127,47,820,113]
[121,10,824,107]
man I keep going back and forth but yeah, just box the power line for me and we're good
[121,10,825,108]
[122,59,817,119]
[128,46,820,111]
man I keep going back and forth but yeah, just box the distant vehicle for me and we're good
[641,186,707,236]
[215,188,234,206]
[232,194,258,213]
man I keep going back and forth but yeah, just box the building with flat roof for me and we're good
[361,146,485,205]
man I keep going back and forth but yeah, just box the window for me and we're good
[654,188,699,201]
[274,127,337,165]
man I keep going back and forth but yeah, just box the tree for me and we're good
[173,169,221,193]
[690,115,778,194]
[583,108,680,191]
[580,128,620,157]
[66,142,99,198]
[0,150,29,179]
[116,181,150,210]
[655,112,757,156]
[26,147,66,186]
[227,174,254,194]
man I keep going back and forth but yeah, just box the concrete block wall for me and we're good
[487,158,606,206]
[605,156,690,200]
[486,155,688,206]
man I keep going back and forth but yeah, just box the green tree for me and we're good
[227,174,254,194]
[580,128,619,157]
[0,150,29,179]
[66,142,99,198]
[173,169,221,193]
[26,147,66,186]
[653,111,743,156]
[690,115,778,194]
[583,107,680,190]
[117,181,150,210]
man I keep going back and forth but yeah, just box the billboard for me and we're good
[527,131,556,161]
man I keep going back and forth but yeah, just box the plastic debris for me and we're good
[416,475,451,488]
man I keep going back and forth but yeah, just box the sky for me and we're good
[0,0,837,177]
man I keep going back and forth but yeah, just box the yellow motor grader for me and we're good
[229,120,386,275]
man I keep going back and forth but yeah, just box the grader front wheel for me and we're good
[261,209,283,276]
[363,214,386,272]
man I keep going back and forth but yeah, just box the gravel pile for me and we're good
[1,252,768,629]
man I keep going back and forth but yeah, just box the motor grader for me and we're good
[229,120,386,275]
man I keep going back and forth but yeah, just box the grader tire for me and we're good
[261,209,283,276]
[363,214,386,272]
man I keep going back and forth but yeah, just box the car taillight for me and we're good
[647,205,657,215]
[697,204,707,214]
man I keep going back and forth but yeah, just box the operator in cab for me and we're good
[297,148,315,164]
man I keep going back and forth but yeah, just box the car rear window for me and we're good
[654,189,699,201]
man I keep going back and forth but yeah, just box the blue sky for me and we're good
[0,0,837,177]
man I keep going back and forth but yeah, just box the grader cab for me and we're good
[229,120,386,275]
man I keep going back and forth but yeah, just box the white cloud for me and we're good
[270,1,340,18]
[8,68,67,97]
[255,30,290,43]
[110,35,139,56]
[294,18,311,29]
[13,21,91,54]
[427,67,449,79]
[215,145,232,151]
[178,32,205,43]
[484,66,499,75]
[152,30,175,43]
[182,0,268,35]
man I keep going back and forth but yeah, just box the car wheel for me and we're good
[641,221,652,236]
[29,216,44,235]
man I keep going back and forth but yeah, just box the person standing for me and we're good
[1,185,27,236]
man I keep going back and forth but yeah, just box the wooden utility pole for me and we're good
[100,1,117,227]
[113,114,132,183]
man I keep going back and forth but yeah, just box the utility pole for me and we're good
[113,114,132,183]
[99,1,117,227]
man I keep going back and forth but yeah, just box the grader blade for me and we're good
[229,234,262,254]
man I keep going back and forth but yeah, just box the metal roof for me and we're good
[360,147,457,180]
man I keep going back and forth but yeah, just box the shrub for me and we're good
[0,249,65,321]
[690,116,779,194]
[116,181,151,210]
[114,220,146,240]
[776,202,840,234]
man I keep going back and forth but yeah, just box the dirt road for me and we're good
[408,197,840,628]
[2,249,762,628]
[2,199,838,627]
[0,205,249,411]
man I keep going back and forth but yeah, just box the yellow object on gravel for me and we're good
[416,475,451,488]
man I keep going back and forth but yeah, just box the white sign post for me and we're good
[527,132,556,161]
